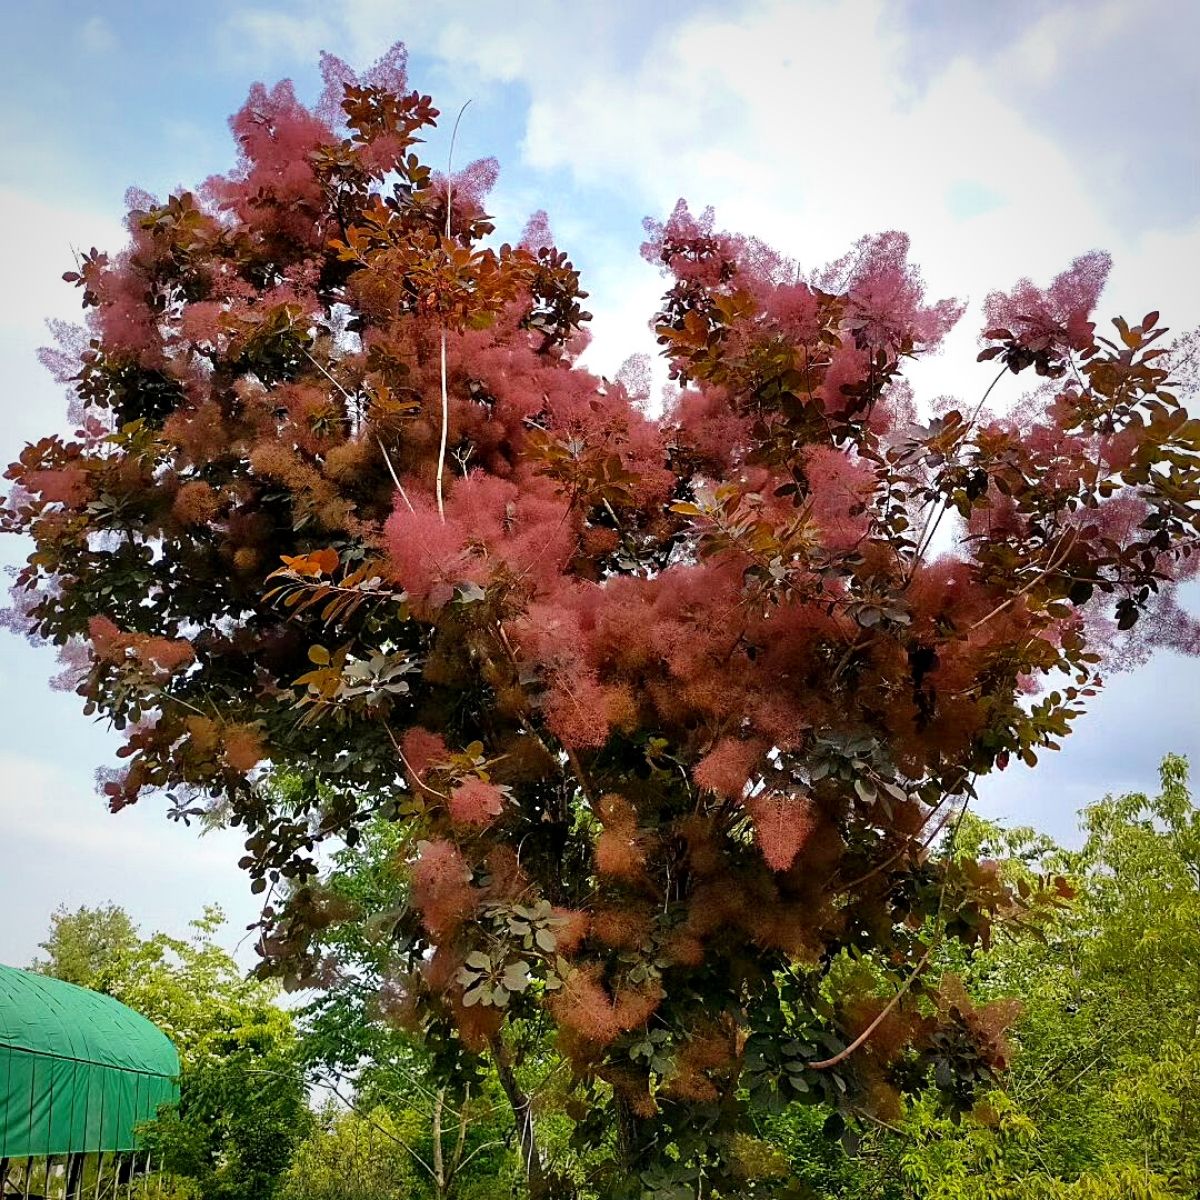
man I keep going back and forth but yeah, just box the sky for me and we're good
[1,0,1197,968]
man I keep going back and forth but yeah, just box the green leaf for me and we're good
[502,961,531,992]
[854,778,877,803]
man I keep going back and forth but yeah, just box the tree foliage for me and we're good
[279,757,1200,1197]
[892,755,1200,1198]
[278,1102,424,1200]
[6,42,1200,1199]
[33,901,140,986]
[36,758,1200,1197]
[34,906,310,1200]
[292,800,520,1198]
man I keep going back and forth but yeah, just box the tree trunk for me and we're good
[613,1094,632,1175]
[448,1083,470,1196]
[490,1038,551,1200]
[614,1094,643,1179]
[432,1086,446,1198]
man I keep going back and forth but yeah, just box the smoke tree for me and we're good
[6,43,1200,1199]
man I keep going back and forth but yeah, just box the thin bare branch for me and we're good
[436,100,473,522]
[376,435,415,513]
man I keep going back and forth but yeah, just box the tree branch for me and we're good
[490,1035,550,1200]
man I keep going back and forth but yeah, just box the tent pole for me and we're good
[22,1157,32,1200]
[66,1153,84,1199]
[93,1075,107,1200]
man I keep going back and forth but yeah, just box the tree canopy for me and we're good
[33,901,140,987]
[5,41,1200,1199]
[27,757,1200,1197]
[35,905,309,1200]
[850,755,1200,1198]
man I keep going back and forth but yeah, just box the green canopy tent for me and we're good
[0,964,179,1195]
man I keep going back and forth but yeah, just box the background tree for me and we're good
[33,901,139,986]
[891,754,1200,1198]
[278,1101,424,1200]
[34,905,311,1200]
[292,796,522,1197]
[6,41,1200,1199]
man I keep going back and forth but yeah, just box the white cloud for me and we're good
[0,188,126,452]
[0,188,124,334]
[218,9,334,70]
[231,3,1186,465]
[78,15,118,55]
[212,0,1198,334]
[201,0,1200,494]
[275,0,1196,396]
[976,648,1200,843]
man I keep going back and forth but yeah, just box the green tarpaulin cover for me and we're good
[0,964,179,1158]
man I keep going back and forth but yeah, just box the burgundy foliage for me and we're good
[5,44,1200,1198]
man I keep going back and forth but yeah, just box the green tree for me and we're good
[891,755,1200,1198]
[292,805,530,1196]
[33,901,140,987]
[278,1101,423,1200]
[33,905,311,1200]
